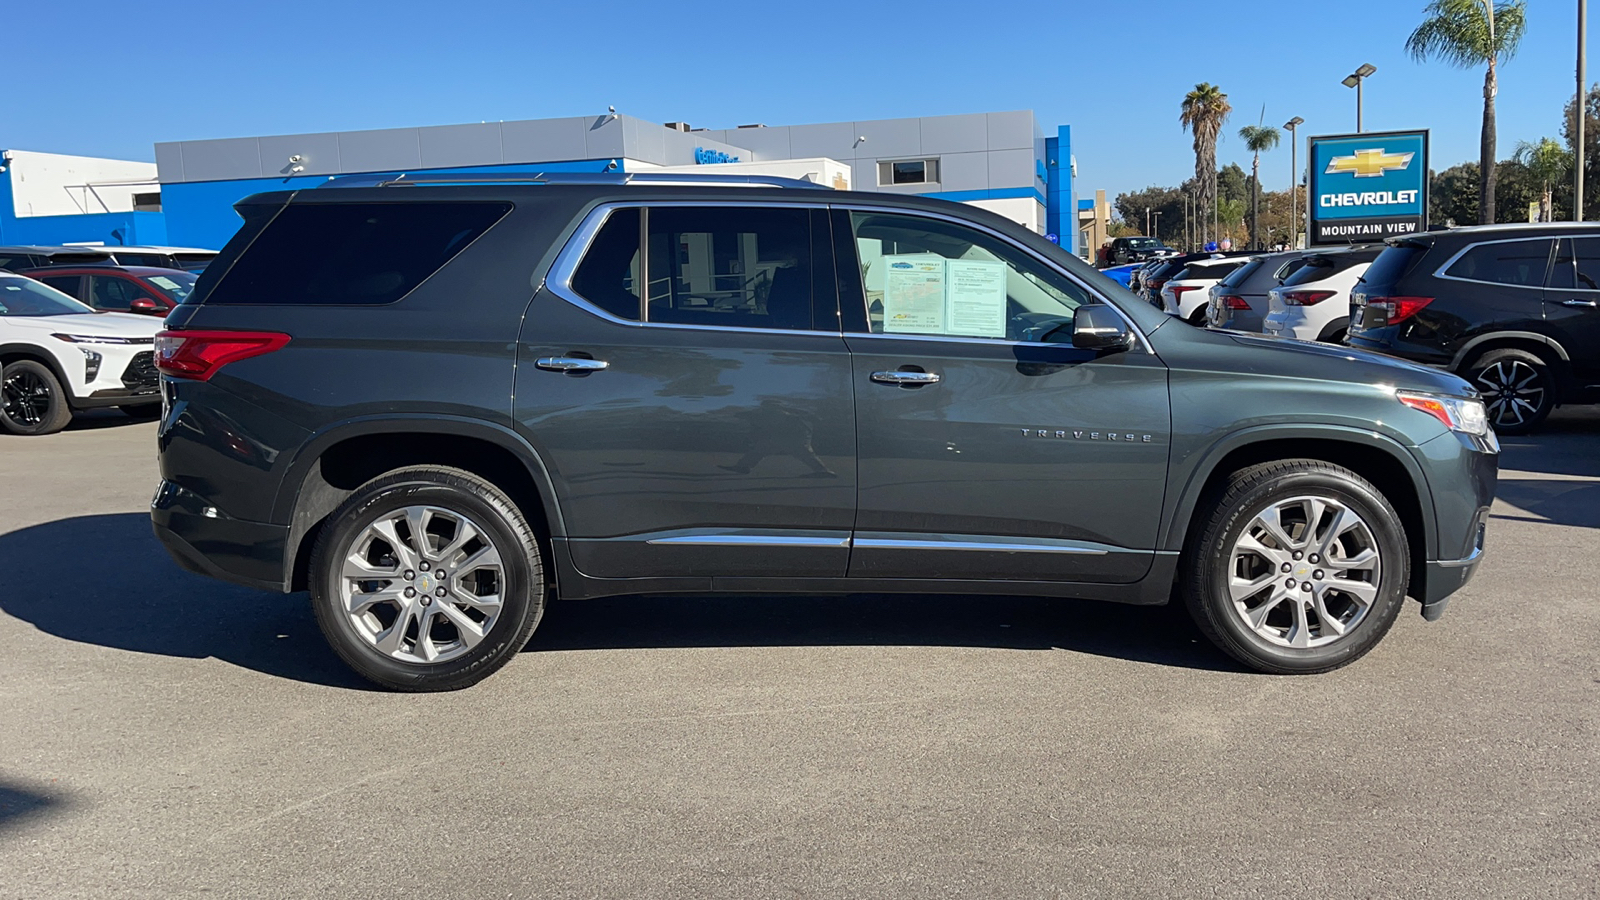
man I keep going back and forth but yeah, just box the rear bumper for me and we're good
[151,479,289,593]
[73,387,160,410]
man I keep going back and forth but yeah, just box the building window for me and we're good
[877,159,940,186]
[132,192,162,212]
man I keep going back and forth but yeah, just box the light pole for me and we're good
[1145,207,1151,236]
[1285,116,1304,248]
[1151,211,1163,243]
[1342,63,1377,132]
[1579,0,1588,220]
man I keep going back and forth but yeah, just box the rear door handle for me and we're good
[535,357,609,372]
[1558,298,1598,308]
[871,370,941,385]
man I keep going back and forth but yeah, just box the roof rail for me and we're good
[317,171,832,190]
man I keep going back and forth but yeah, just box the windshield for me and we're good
[0,276,97,316]
[1126,238,1163,249]
[145,271,198,303]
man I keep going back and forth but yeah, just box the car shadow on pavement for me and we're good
[0,777,71,834]
[63,409,154,432]
[525,592,1240,673]
[0,513,368,690]
[0,513,1242,683]
[1492,408,1600,529]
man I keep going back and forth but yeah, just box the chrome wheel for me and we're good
[2,368,51,427]
[1227,495,1383,649]
[340,505,505,664]
[1474,358,1546,430]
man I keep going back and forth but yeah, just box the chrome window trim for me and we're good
[1431,236,1559,290]
[604,527,1125,556]
[545,200,837,336]
[832,203,1156,355]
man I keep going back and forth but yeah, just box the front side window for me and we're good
[849,211,1091,342]
[39,275,82,298]
[0,276,96,316]
[89,275,138,310]
[1549,236,1600,291]
[1444,239,1553,287]
[645,206,815,331]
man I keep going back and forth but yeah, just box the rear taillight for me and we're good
[1148,279,1168,292]
[1169,285,1201,302]
[1366,296,1433,325]
[1282,290,1335,306]
[154,330,291,381]
[1218,293,1251,310]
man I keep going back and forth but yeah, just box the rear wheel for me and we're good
[309,466,545,691]
[1183,460,1409,674]
[0,360,73,436]
[1465,348,1554,435]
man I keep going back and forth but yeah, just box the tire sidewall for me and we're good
[311,475,541,690]
[1200,469,1408,672]
[0,360,72,436]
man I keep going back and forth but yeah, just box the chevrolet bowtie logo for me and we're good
[1326,148,1414,178]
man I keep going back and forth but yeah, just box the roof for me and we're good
[18,265,195,277]
[105,245,217,254]
[0,245,114,256]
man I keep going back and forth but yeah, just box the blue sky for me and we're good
[4,0,1591,204]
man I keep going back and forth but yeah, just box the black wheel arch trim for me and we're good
[1449,331,1571,371]
[1158,423,1438,560]
[272,413,568,535]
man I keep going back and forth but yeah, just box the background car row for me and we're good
[1124,223,1600,435]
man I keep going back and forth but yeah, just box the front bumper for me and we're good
[151,479,289,592]
[1414,428,1498,621]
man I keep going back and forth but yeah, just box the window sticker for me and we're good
[945,259,1007,338]
[881,255,947,334]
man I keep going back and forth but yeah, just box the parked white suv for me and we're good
[0,273,164,435]
[1262,246,1382,343]
[1160,257,1249,324]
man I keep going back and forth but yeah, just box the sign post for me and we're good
[1306,130,1428,245]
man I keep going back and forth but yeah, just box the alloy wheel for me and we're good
[1227,495,1383,649]
[1474,359,1546,430]
[340,505,505,664]
[1,369,51,427]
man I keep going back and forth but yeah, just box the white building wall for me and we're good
[5,150,157,218]
[964,197,1045,233]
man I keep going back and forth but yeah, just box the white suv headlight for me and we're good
[1396,391,1491,436]
[51,333,154,345]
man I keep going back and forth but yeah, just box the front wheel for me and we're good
[1,360,73,436]
[309,466,546,691]
[1182,460,1409,674]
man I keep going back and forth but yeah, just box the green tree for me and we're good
[1239,123,1281,249]
[1406,0,1528,224]
[1513,137,1571,221]
[1431,162,1481,225]
[1218,163,1250,206]
[1180,83,1233,241]
[1561,83,1600,219]
[1112,185,1186,246]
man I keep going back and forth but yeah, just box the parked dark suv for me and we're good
[151,173,1497,691]
[1350,223,1600,434]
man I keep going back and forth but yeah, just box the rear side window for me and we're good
[1443,239,1552,287]
[202,201,510,305]
[646,206,815,331]
[1281,257,1348,286]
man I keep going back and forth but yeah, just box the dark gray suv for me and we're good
[150,173,1498,691]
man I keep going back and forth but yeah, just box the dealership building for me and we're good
[5,109,1089,254]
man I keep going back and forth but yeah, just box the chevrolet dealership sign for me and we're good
[1307,130,1428,245]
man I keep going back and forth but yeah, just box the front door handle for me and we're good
[535,357,609,372]
[1558,298,1598,308]
[871,370,941,385]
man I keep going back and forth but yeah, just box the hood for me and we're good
[1221,331,1469,394]
[1,311,164,340]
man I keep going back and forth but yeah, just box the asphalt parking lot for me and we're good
[2,410,1596,899]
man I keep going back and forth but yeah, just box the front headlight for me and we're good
[1396,390,1491,436]
[51,333,154,346]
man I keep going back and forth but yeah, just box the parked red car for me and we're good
[19,265,196,316]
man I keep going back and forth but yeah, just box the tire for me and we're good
[1187,308,1209,327]
[1464,347,1555,435]
[120,403,162,420]
[0,360,74,436]
[1182,460,1409,674]
[309,465,546,691]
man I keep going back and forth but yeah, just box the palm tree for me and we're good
[1514,137,1572,221]
[1181,83,1232,241]
[1238,121,1281,249]
[1406,0,1527,224]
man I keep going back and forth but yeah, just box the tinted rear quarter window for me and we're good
[201,201,511,305]
[1217,259,1263,289]
[1360,244,1427,288]
[1282,255,1363,286]
[1443,238,1552,287]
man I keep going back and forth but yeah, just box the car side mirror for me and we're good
[1072,305,1132,352]
[130,296,161,313]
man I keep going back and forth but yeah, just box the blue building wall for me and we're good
[1044,125,1074,254]
[0,168,165,247]
[162,158,623,249]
